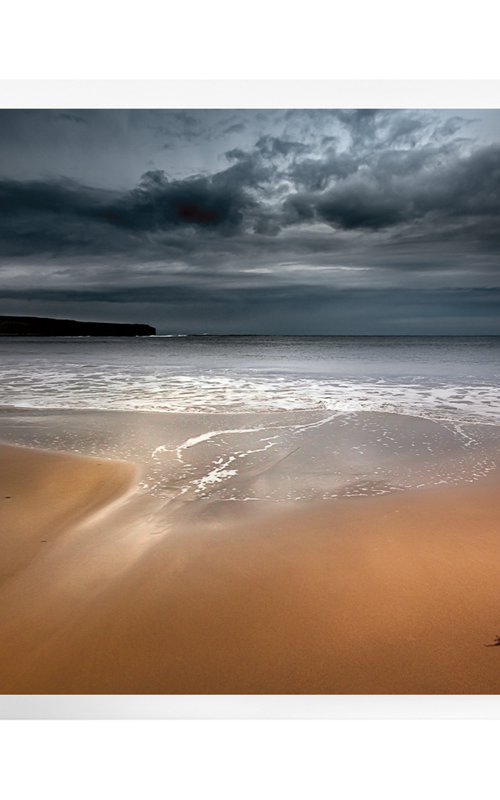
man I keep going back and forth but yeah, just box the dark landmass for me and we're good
[0,316,156,337]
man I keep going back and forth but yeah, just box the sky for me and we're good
[0,108,499,334]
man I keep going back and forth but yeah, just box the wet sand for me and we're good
[0,443,136,579]
[1,440,500,694]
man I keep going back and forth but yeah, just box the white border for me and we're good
[2,695,500,719]
[0,79,500,109]
[1,80,499,719]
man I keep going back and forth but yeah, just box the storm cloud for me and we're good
[0,108,499,333]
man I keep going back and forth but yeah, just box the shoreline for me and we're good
[2,406,499,507]
[1,440,500,693]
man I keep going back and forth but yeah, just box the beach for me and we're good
[1,335,500,694]
[1,430,500,694]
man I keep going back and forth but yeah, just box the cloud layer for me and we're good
[0,109,499,333]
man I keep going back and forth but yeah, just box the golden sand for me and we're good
[1,441,500,693]
[0,443,135,579]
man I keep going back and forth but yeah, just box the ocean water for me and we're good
[1,335,500,421]
[1,336,500,503]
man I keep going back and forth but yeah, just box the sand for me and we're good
[1,441,500,694]
[0,443,136,578]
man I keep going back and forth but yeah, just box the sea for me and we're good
[1,335,500,504]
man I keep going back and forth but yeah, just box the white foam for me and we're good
[152,425,272,461]
[192,455,239,495]
[2,365,500,427]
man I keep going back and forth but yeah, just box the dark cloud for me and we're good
[56,112,87,124]
[102,168,260,234]
[0,109,499,332]
[283,142,500,239]
[2,132,498,248]
[0,169,258,256]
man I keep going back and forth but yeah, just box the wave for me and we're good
[2,367,500,426]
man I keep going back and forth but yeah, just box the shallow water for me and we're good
[1,407,499,508]
[1,336,500,505]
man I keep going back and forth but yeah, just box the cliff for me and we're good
[0,316,156,337]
